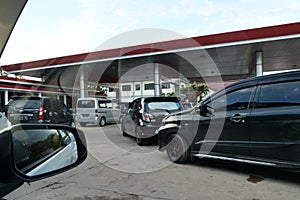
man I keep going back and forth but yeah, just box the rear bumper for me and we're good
[76,115,98,124]
[9,119,44,124]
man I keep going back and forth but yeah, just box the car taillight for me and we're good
[39,107,44,120]
[95,109,98,116]
[143,112,154,122]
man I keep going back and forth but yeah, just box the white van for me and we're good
[76,98,122,127]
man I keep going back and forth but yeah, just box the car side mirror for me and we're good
[0,124,87,183]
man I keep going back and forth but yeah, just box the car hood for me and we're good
[162,107,195,123]
[0,0,28,58]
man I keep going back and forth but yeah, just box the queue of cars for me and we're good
[6,96,74,126]
[156,70,300,170]
[3,96,124,128]
[117,70,300,172]
[4,68,300,182]
[1,2,300,199]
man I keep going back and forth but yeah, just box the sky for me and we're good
[1,0,300,65]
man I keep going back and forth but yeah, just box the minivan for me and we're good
[76,97,122,127]
[6,96,74,126]
[157,70,300,170]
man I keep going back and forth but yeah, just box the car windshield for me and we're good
[2,1,300,200]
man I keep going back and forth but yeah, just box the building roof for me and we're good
[3,22,300,72]
[2,22,300,93]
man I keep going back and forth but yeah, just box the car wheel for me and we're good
[135,126,146,146]
[80,122,87,127]
[166,134,190,163]
[99,117,106,127]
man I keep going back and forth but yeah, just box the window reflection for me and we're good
[13,129,77,176]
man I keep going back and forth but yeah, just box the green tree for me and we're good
[181,82,209,104]
[166,92,175,97]
[96,85,107,95]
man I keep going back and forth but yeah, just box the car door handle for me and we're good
[230,114,246,123]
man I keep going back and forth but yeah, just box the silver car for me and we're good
[76,98,122,127]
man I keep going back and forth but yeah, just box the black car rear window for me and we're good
[8,100,41,109]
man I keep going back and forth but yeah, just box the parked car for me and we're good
[5,96,74,126]
[157,70,300,170]
[76,97,122,127]
[121,97,183,145]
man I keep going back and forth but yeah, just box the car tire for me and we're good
[99,117,106,127]
[80,122,87,127]
[135,126,147,146]
[166,134,190,163]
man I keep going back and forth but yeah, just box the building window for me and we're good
[122,85,131,91]
[162,83,171,89]
[109,87,115,92]
[135,84,140,91]
[144,83,155,90]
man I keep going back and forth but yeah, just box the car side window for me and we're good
[13,129,66,172]
[208,87,254,112]
[106,101,113,108]
[256,81,300,108]
[98,101,107,108]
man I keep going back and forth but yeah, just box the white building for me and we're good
[105,64,189,103]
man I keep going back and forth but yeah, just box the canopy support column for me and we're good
[154,63,161,97]
[256,51,263,76]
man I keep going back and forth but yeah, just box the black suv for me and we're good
[121,97,182,145]
[6,96,74,126]
[157,71,300,170]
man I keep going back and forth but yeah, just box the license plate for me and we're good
[81,114,89,118]
[14,115,28,120]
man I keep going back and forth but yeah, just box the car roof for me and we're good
[142,97,180,102]
[201,70,300,103]
[11,96,49,100]
[226,70,300,90]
